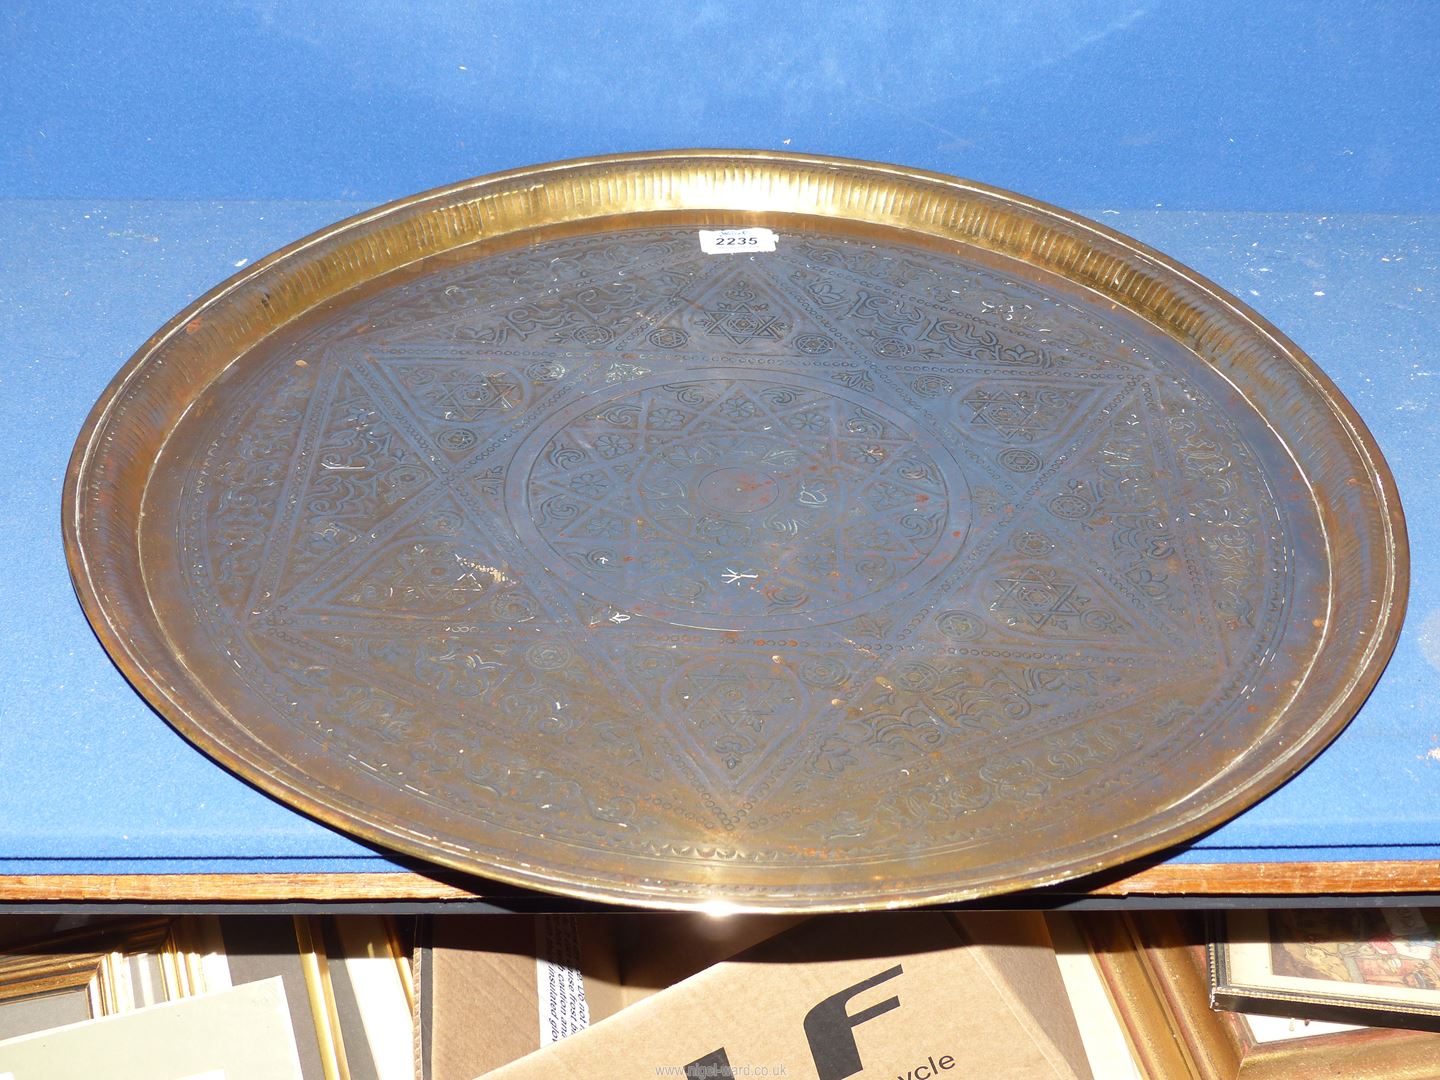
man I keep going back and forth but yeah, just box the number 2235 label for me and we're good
[698,227,778,254]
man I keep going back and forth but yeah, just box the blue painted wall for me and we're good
[5,1,1438,210]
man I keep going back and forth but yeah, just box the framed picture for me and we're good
[0,914,412,1080]
[1075,910,1440,1078]
[0,916,226,1043]
[1211,908,1440,1031]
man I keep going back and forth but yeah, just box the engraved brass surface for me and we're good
[64,152,1407,911]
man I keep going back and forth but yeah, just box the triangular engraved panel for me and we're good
[365,345,572,462]
[813,672,1210,853]
[266,365,439,603]
[201,358,319,611]
[1031,387,1226,655]
[772,237,1143,374]
[371,243,714,352]
[897,370,1122,483]
[774,256,1067,370]
[922,511,1196,657]
[246,623,677,829]
[610,642,820,807]
[782,262,940,364]
[785,651,1175,848]
[1152,374,1281,655]
[310,624,681,794]
[301,511,548,630]
[236,628,491,795]
[637,259,848,358]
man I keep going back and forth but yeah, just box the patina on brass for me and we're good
[63,152,1408,911]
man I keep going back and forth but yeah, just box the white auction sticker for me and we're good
[698,227,778,254]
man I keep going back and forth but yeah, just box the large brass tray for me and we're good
[64,152,1407,911]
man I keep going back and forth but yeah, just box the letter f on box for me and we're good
[803,965,903,1080]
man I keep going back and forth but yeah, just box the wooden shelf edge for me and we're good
[0,873,485,902]
[1084,859,1440,897]
[0,860,1436,902]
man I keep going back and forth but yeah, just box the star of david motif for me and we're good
[991,568,1090,630]
[699,281,790,345]
[404,367,523,423]
[963,388,1069,442]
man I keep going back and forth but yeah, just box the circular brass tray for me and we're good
[64,152,1407,911]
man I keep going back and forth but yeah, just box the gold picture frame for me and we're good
[221,915,414,1080]
[0,916,224,1039]
[0,914,411,1080]
[1080,910,1440,1078]
[1210,908,1440,1032]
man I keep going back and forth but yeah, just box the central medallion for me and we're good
[697,467,780,514]
[509,371,971,631]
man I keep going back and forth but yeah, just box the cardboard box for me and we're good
[950,912,1092,1080]
[427,912,1090,1080]
[416,915,624,1080]
[612,914,809,1005]
[416,913,803,1079]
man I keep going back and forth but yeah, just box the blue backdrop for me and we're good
[5,0,1438,210]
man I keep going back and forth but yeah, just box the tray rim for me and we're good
[62,149,1410,912]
